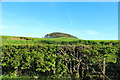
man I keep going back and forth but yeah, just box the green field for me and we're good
[1,35,118,45]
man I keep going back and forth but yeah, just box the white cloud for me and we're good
[0,25,2,29]
[85,30,100,35]
[64,3,73,25]
[58,29,64,31]
[0,25,4,29]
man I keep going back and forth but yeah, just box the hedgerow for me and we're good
[2,44,119,79]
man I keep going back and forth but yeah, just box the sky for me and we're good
[1,0,119,2]
[1,2,118,40]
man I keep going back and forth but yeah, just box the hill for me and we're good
[1,35,118,46]
[44,32,78,39]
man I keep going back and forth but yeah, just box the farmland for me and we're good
[1,35,120,80]
[1,35,118,45]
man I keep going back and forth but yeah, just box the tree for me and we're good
[44,32,78,39]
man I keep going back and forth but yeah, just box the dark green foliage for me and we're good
[2,44,119,79]
[1,35,119,79]
[44,32,78,39]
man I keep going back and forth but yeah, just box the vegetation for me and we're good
[1,35,118,45]
[44,32,78,39]
[1,35,120,80]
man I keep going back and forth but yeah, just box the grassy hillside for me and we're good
[1,35,118,45]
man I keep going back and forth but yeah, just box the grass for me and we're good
[1,35,119,45]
